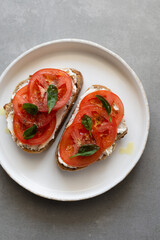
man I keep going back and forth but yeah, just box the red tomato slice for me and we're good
[28,69,72,112]
[12,85,56,128]
[73,106,117,150]
[13,114,56,145]
[79,90,124,126]
[59,123,103,168]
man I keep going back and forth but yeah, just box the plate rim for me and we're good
[0,39,150,201]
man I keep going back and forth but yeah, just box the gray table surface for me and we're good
[0,1,159,239]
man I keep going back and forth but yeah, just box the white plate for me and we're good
[0,39,150,201]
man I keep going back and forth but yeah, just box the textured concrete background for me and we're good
[0,0,160,239]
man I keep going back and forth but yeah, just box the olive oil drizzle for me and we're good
[0,107,5,115]
[119,142,134,155]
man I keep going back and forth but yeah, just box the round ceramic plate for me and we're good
[0,39,149,201]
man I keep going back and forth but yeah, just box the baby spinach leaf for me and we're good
[47,84,58,113]
[96,95,112,122]
[23,124,37,140]
[22,103,38,115]
[70,144,100,158]
[82,115,93,137]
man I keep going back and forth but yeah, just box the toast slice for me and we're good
[56,85,128,171]
[3,69,83,153]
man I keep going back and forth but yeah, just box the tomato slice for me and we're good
[12,85,56,128]
[79,90,124,126]
[28,69,72,112]
[59,123,103,168]
[73,106,117,150]
[13,114,56,145]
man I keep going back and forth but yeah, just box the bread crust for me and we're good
[56,85,128,171]
[3,69,83,153]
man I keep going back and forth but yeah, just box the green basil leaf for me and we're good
[82,115,93,137]
[70,144,100,158]
[96,95,112,122]
[23,124,37,140]
[47,84,58,113]
[22,103,38,115]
